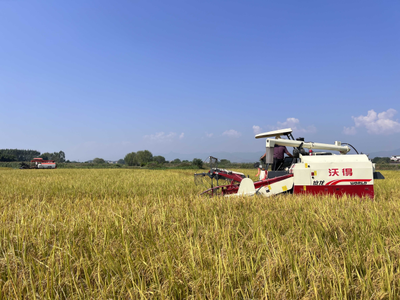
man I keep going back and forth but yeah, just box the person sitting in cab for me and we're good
[260,144,293,171]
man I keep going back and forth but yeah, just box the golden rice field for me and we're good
[0,168,400,299]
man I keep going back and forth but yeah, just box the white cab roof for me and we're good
[255,128,292,139]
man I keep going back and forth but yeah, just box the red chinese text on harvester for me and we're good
[328,168,353,176]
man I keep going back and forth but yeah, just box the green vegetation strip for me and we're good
[0,169,399,299]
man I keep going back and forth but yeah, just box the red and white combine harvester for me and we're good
[194,128,384,199]
[32,158,56,169]
[20,158,57,169]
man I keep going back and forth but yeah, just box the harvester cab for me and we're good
[194,128,384,198]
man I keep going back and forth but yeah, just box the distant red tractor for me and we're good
[20,158,57,169]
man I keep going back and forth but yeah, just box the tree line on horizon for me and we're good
[90,155,395,166]
[0,148,204,168]
[0,148,230,168]
[123,150,203,168]
[89,150,204,168]
[0,149,66,163]
[371,157,394,164]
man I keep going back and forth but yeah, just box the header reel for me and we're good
[194,156,247,196]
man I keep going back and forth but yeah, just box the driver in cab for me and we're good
[260,144,293,171]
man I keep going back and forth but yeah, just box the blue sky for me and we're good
[1,0,399,161]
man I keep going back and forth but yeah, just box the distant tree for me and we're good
[153,155,166,164]
[0,154,17,162]
[172,158,181,164]
[40,152,50,160]
[219,159,231,165]
[117,159,125,165]
[372,157,390,164]
[58,151,66,163]
[192,158,203,169]
[136,150,153,166]
[124,152,137,166]
[182,160,189,163]
[39,151,65,162]
[0,149,40,161]
[93,158,106,164]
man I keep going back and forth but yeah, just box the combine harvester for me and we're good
[195,128,384,199]
[20,158,57,169]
